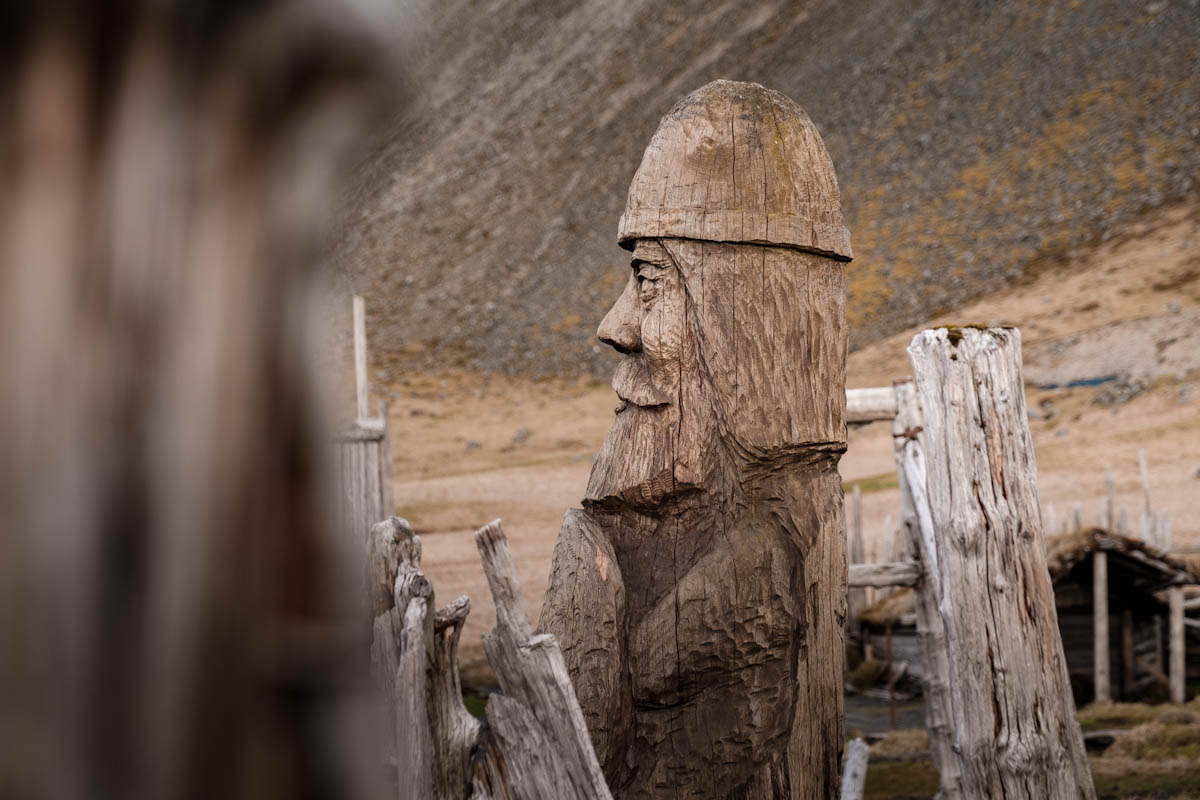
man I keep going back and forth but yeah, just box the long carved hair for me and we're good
[663,239,847,464]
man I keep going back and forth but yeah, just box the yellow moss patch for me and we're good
[1107,721,1200,762]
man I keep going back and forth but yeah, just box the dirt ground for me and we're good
[379,202,1200,680]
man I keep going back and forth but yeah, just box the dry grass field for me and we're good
[379,203,1200,685]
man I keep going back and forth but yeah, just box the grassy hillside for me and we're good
[339,0,1200,379]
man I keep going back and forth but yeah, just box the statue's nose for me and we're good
[597,274,641,354]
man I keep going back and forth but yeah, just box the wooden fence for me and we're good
[366,326,1192,799]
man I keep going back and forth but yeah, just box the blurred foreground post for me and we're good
[0,3,413,798]
[908,328,1096,800]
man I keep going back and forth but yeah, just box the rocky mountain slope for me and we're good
[338,0,1200,378]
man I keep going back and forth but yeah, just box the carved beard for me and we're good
[584,339,725,509]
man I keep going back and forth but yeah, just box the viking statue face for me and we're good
[597,240,684,411]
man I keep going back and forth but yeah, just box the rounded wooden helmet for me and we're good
[617,80,852,261]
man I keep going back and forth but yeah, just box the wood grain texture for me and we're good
[542,81,849,799]
[908,327,1096,800]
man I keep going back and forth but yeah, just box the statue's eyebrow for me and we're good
[631,252,672,271]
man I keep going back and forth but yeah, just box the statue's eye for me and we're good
[634,264,661,284]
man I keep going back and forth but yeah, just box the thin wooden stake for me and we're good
[1072,502,1083,533]
[1121,609,1135,699]
[1104,465,1115,530]
[354,294,369,422]
[886,621,896,731]
[1169,586,1185,704]
[1139,449,1152,515]
[1094,550,1110,704]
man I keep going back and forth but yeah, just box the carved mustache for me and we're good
[612,356,672,412]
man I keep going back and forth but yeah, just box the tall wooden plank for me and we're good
[1121,609,1135,699]
[1104,465,1115,530]
[891,379,961,800]
[1094,551,1111,703]
[908,327,1095,800]
[848,485,866,635]
[379,402,395,519]
[354,294,369,422]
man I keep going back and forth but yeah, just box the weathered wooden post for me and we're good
[908,327,1096,799]
[540,80,853,798]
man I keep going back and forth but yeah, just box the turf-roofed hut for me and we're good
[859,528,1200,704]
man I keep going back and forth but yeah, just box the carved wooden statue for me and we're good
[540,80,853,799]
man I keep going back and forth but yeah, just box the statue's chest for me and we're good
[603,502,732,621]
